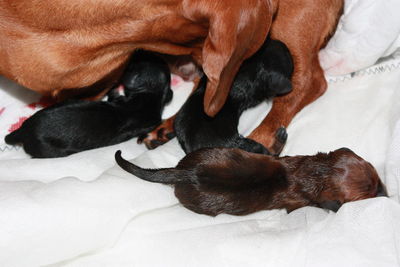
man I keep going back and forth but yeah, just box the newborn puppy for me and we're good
[115,147,387,216]
[5,51,172,158]
[174,38,293,155]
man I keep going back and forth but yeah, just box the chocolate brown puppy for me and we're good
[115,147,387,216]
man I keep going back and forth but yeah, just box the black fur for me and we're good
[174,38,294,155]
[5,51,173,158]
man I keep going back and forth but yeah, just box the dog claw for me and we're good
[275,127,288,144]
[270,127,288,156]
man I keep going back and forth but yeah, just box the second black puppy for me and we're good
[5,51,172,158]
[174,38,294,155]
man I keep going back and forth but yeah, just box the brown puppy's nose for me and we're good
[318,200,342,212]
[377,182,388,197]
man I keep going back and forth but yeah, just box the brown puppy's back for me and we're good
[116,148,288,216]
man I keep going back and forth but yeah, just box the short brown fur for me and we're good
[0,0,271,103]
[115,147,387,216]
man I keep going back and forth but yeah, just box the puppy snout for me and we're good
[376,182,388,197]
[318,200,342,212]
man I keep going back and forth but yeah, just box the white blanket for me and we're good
[319,0,400,75]
[1,1,400,265]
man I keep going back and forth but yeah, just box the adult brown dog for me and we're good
[0,0,343,153]
[115,147,387,216]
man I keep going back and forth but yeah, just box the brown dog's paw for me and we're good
[137,126,176,150]
[248,126,288,156]
[270,127,288,156]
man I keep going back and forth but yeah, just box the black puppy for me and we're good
[174,38,293,155]
[5,51,173,158]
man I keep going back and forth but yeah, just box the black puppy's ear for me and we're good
[318,200,342,212]
[269,74,292,96]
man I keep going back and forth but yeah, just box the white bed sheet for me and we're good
[319,0,400,75]
[0,54,399,266]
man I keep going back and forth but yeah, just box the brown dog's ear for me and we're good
[184,0,273,116]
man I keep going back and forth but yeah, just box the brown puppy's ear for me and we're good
[184,0,272,116]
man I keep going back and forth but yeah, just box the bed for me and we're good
[1,0,400,266]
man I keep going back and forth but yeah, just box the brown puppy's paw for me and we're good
[138,126,176,150]
[270,127,288,156]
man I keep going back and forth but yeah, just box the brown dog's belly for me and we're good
[1,38,129,98]
[1,0,273,108]
[0,4,207,99]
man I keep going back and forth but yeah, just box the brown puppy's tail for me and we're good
[115,150,194,184]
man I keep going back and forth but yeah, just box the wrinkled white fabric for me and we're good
[319,0,400,75]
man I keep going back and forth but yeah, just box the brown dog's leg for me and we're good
[248,0,343,154]
[249,55,327,153]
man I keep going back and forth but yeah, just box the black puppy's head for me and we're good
[121,50,173,104]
